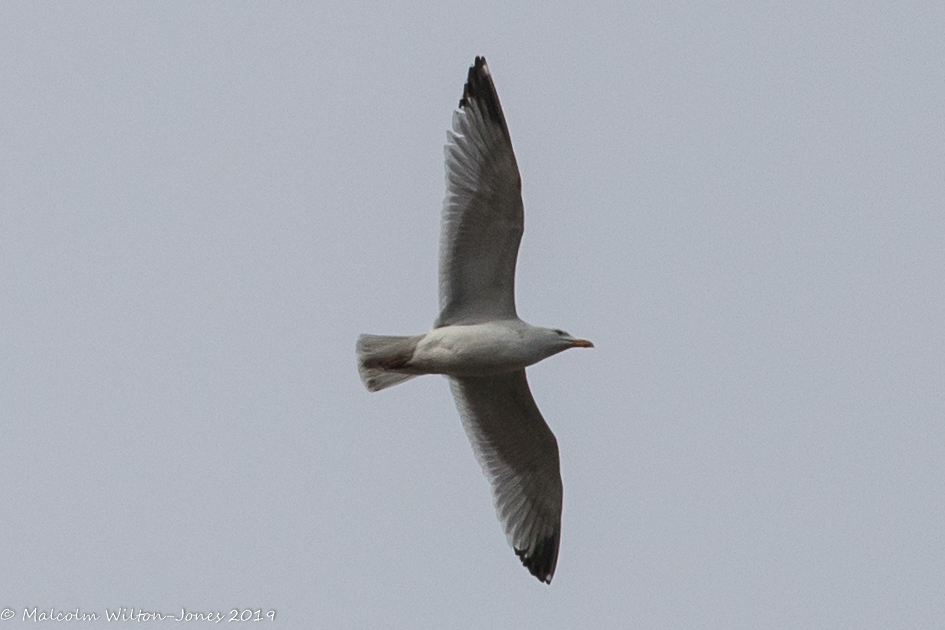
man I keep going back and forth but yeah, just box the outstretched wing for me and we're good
[436,57,524,327]
[449,371,563,583]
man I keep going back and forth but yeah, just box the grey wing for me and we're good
[449,371,563,583]
[436,57,524,327]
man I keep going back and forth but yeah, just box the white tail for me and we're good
[356,334,424,392]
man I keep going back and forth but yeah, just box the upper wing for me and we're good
[449,371,563,583]
[436,57,524,327]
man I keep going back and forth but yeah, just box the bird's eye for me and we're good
[553,329,568,336]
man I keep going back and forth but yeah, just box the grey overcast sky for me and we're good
[2,2,944,628]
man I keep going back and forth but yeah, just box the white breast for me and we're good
[411,322,532,376]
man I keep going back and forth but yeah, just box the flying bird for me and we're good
[357,57,592,584]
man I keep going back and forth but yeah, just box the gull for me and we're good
[356,57,593,584]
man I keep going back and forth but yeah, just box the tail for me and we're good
[356,334,424,392]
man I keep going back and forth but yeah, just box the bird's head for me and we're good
[536,327,594,357]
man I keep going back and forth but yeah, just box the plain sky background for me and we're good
[2,2,944,628]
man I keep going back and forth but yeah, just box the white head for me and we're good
[527,326,594,363]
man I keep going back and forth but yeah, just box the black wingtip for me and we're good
[458,56,511,140]
[515,534,560,584]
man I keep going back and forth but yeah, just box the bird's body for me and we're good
[414,320,587,376]
[357,57,592,584]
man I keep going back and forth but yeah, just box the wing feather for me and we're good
[436,57,524,326]
[449,371,563,583]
